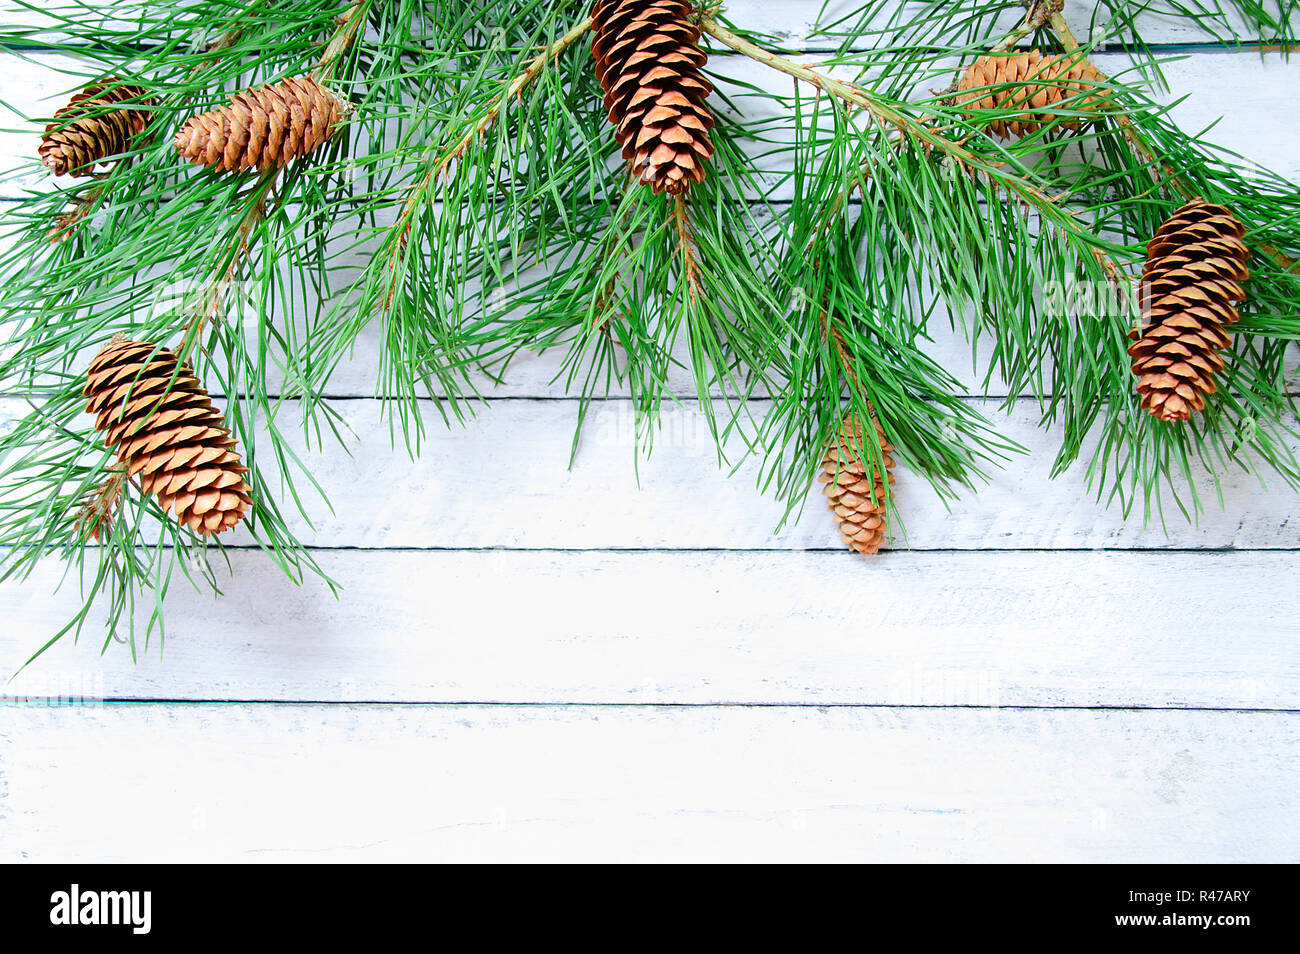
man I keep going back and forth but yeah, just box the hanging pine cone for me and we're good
[819,413,896,555]
[39,79,151,177]
[591,0,715,195]
[173,76,347,172]
[83,338,252,535]
[1127,199,1249,421]
[955,49,1106,138]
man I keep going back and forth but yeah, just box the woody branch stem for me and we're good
[437,15,594,176]
[701,18,1122,271]
[1045,9,1298,273]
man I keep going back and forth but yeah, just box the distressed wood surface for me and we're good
[1,4,1298,863]
[2,549,1297,707]
[5,396,1295,553]
[2,704,1296,862]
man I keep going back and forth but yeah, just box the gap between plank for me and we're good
[7,698,1296,712]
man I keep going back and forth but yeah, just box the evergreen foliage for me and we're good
[0,0,1296,664]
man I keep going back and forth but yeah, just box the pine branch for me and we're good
[672,194,702,302]
[312,0,370,82]
[180,1,373,358]
[3,0,1298,666]
[436,14,594,177]
[701,16,1124,272]
[1046,4,1300,274]
[993,0,1060,52]
[371,11,595,315]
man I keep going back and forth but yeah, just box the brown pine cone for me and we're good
[955,49,1106,138]
[1127,200,1249,421]
[591,0,715,194]
[84,338,252,535]
[173,76,347,172]
[819,413,896,554]
[39,79,151,177]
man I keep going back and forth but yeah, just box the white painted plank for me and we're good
[0,224,1016,399]
[1,704,1295,861]
[0,5,1294,866]
[246,397,1300,551]
[7,395,1295,551]
[1153,51,1300,184]
[0,231,1292,404]
[731,0,1299,48]
[4,49,1300,197]
[0,0,1285,48]
[2,550,1296,707]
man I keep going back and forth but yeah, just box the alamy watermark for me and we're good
[1041,276,1140,322]
[2,670,104,706]
[50,884,151,934]
[889,664,1002,708]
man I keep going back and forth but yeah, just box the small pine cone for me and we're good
[818,413,896,555]
[83,338,252,535]
[591,0,716,195]
[1127,199,1249,421]
[39,79,151,177]
[173,76,346,172]
[955,49,1106,138]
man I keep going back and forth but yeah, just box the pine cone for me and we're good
[818,413,895,555]
[84,338,252,535]
[591,0,715,194]
[39,80,151,177]
[1127,200,1249,421]
[173,76,347,172]
[955,49,1106,138]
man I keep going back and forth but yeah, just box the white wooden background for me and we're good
[1,1,1298,862]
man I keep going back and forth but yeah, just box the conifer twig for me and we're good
[994,0,1060,52]
[378,15,594,308]
[1045,6,1299,274]
[436,15,594,177]
[313,0,370,81]
[821,311,858,393]
[701,17,1123,271]
[673,194,702,301]
[178,172,274,357]
[48,176,110,243]
[180,1,371,354]
[74,464,127,542]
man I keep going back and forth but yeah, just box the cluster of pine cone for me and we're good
[42,73,347,537]
[40,74,348,178]
[40,8,1258,551]
[41,0,720,191]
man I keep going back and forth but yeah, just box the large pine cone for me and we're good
[591,0,715,194]
[173,76,346,172]
[39,79,151,177]
[819,413,896,554]
[84,339,252,535]
[956,49,1106,138]
[1127,200,1249,421]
